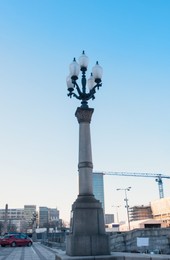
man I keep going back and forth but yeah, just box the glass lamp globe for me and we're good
[66,75,74,91]
[79,51,89,70]
[88,73,95,90]
[69,58,80,79]
[92,61,103,82]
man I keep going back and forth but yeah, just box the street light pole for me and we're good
[112,205,121,223]
[117,187,131,231]
[65,51,110,257]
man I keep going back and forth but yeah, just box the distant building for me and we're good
[0,205,60,232]
[126,198,170,229]
[151,197,170,227]
[24,205,36,226]
[129,205,153,221]
[0,206,26,233]
[105,214,114,224]
[0,208,24,220]
[93,172,105,211]
[105,223,120,232]
[39,207,60,228]
[39,207,49,228]
[49,208,59,222]
[120,219,165,231]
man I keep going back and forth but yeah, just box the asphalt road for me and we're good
[0,242,60,260]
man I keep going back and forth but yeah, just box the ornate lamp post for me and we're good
[66,51,110,256]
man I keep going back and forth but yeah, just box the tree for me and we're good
[7,222,17,233]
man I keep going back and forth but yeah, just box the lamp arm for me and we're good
[67,92,81,100]
[74,82,82,96]
[94,83,102,90]
[89,87,96,96]
[73,93,82,100]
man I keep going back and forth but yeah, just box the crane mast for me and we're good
[99,171,170,199]
[155,176,164,199]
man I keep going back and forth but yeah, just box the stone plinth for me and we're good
[66,195,110,256]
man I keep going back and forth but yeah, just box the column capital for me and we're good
[75,107,94,124]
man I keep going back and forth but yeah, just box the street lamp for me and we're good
[112,205,121,223]
[66,51,103,197]
[67,50,103,108]
[65,51,110,257]
[117,187,131,231]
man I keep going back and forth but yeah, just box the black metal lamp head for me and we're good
[66,51,103,108]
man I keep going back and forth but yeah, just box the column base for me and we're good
[66,195,110,256]
[66,234,110,256]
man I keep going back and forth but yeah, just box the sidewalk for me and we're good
[0,242,60,260]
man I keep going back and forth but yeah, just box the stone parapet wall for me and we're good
[110,228,170,254]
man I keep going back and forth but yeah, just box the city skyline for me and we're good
[0,0,170,223]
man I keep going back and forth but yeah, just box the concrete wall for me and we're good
[110,228,170,254]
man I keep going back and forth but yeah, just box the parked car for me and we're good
[0,233,32,247]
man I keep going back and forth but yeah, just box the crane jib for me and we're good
[95,171,170,199]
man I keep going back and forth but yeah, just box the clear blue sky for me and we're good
[0,0,170,223]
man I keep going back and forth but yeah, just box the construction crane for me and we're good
[101,172,170,199]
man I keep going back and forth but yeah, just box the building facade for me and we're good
[39,207,59,228]
[0,206,28,233]
[39,207,49,228]
[0,205,60,233]
[0,208,24,220]
[129,205,153,221]
[151,197,170,227]
[49,208,59,222]
[93,172,105,211]
[24,205,36,223]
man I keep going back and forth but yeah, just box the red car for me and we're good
[0,233,32,247]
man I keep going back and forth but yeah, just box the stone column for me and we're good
[76,107,94,196]
[66,107,110,256]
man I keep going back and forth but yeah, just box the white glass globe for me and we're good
[88,73,95,90]
[92,61,103,81]
[69,58,80,78]
[66,75,74,90]
[79,51,89,69]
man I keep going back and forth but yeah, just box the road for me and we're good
[0,242,60,260]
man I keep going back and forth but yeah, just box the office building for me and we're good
[93,172,105,211]
[39,207,49,227]
[0,206,26,233]
[24,205,36,223]
[0,208,24,220]
[49,208,59,222]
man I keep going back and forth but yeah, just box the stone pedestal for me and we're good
[66,195,110,256]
